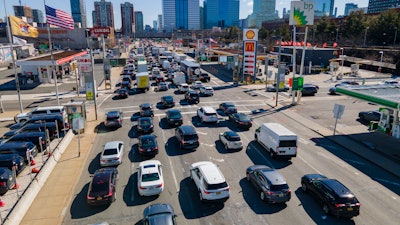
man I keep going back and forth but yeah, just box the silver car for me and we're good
[100,141,124,167]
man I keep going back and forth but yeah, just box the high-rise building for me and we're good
[250,0,278,28]
[70,0,87,28]
[135,11,144,35]
[121,2,135,36]
[13,5,33,23]
[153,20,158,31]
[93,0,114,28]
[158,14,163,31]
[162,0,199,32]
[344,3,358,16]
[204,0,239,29]
[32,9,44,23]
[162,0,176,32]
[367,0,400,14]
[312,0,335,17]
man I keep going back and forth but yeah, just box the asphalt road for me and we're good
[60,73,400,225]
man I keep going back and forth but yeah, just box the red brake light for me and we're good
[203,190,210,194]
[105,191,113,197]
[139,186,146,190]
[157,183,163,188]
[87,195,95,200]
[0,182,6,186]
[181,140,184,144]
[335,203,346,208]
[114,157,120,160]
[355,203,361,206]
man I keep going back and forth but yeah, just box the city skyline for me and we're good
[1,0,369,29]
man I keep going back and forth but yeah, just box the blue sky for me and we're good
[1,0,368,29]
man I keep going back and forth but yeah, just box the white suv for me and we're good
[178,83,189,93]
[197,106,218,123]
[190,161,230,202]
[199,86,214,96]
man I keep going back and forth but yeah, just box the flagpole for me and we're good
[4,0,23,113]
[44,0,60,106]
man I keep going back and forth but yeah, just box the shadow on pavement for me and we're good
[245,141,292,169]
[70,183,110,219]
[122,173,158,207]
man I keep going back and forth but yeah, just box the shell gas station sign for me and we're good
[242,29,258,76]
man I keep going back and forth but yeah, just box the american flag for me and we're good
[45,5,74,30]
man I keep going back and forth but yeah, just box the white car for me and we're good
[191,81,203,90]
[178,83,189,93]
[100,141,124,167]
[199,86,214,96]
[137,160,164,196]
[219,131,243,151]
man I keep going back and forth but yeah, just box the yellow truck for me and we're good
[136,72,150,93]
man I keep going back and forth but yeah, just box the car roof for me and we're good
[140,103,152,107]
[104,141,123,150]
[139,160,161,170]
[201,106,216,113]
[261,169,287,185]
[140,134,156,140]
[194,161,225,184]
[320,179,354,197]
[179,125,196,134]
[143,203,174,217]
[223,102,235,106]
[107,111,120,116]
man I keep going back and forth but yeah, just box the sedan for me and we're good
[358,110,381,122]
[138,134,158,155]
[0,168,16,195]
[246,165,291,203]
[87,168,118,206]
[104,111,123,128]
[142,203,177,225]
[165,109,183,127]
[219,102,237,115]
[301,84,318,96]
[157,82,168,91]
[100,141,124,167]
[219,131,243,151]
[137,117,154,135]
[117,88,128,99]
[266,83,290,92]
[228,113,253,129]
[161,95,175,108]
[137,160,164,196]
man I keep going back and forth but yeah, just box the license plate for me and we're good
[279,194,284,197]
[347,208,353,211]
[97,196,102,200]
[149,187,154,190]
[147,149,151,152]
[216,192,221,195]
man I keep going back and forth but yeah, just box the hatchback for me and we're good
[142,203,177,225]
[139,103,154,117]
[219,131,243,151]
[100,141,124,167]
[117,88,129,99]
[246,165,291,203]
[184,90,200,104]
[199,86,214,96]
[301,84,318,96]
[137,160,164,196]
[138,134,159,155]
[87,168,118,206]
[157,82,168,91]
[165,109,183,127]
[105,111,123,128]
[137,117,154,134]
[161,95,175,108]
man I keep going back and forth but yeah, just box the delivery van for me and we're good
[255,123,297,159]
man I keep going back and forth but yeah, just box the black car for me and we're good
[105,111,123,128]
[198,73,210,82]
[117,88,129,99]
[87,168,118,206]
[358,110,381,122]
[0,142,38,162]
[161,95,175,108]
[219,102,237,115]
[137,117,154,134]
[157,82,168,91]
[228,113,253,129]
[0,154,26,175]
[28,114,67,131]
[184,90,200,104]
[5,131,49,150]
[138,134,159,155]
[142,203,177,225]
[139,103,154,117]
[301,84,318,96]
[0,168,16,195]
[175,125,199,150]
[165,109,183,127]
[246,165,291,203]
[121,77,131,89]
[301,174,360,218]
[3,122,57,140]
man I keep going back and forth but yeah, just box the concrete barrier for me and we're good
[4,130,74,225]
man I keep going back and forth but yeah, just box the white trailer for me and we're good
[254,123,297,159]
[172,72,186,85]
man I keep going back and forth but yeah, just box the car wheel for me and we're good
[260,192,265,201]
[301,182,307,192]
[199,190,204,202]
[269,150,275,158]
[323,204,329,214]
[225,144,229,151]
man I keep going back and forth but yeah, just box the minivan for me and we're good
[190,161,230,202]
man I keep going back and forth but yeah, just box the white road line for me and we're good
[130,162,135,202]
[298,154,323,174]
[208,157,224,163]
[197,131,208,135]
[98,93,113,107]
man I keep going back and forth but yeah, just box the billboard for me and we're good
[289,1,314,26]
[242,29,258,76]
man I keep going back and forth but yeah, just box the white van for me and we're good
[255,123,297,158]
[190,161,230,202]
[14,106,67,123]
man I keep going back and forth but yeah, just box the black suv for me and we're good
[139,103,154,117]
[5,131,49,150]
[184,90,200,104]
[198,73,210,82]
[0,142,38,162]
[175,125,199,150]
[301,174,360,218]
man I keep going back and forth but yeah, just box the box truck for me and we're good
[172,72,186,85]
[136,72,150,93]
[255,123,297,158]
[137,61,148,73]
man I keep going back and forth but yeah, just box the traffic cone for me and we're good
[0,199,5,207]
[32,167,40,173]
[30,158,36,166]
[12,183,20,189]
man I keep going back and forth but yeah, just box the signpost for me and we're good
[333,104,345,135]
[242,29,258,83]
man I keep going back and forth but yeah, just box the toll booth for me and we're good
[63,100,86,133]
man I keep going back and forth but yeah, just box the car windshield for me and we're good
[227,136,240,141]
[142,172,160,182]
[141,106,152,110]
[147,213,173,225]
[183,134,198,141]
[270,184,289,192]
[205,181,228,190]
[91,174,110,192]
[141,137,156,147]
[103,148,118,155]
[225,103,235,107]
[140,119,151,125]
[107,113,120,119]
[238,114,250,121]
[163,96,173,101]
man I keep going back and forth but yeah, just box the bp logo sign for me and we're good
[289,1,314,26]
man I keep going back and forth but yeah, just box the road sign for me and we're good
[90,27,111,37]
[333,104,345,119]
[289,1,315,26]
[75,54,92,73]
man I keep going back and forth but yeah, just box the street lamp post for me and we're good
[379,51,383,72]
[394,27,398,46]
[335,28,339,43]
[363,27,369,47]
[340,48,344,75]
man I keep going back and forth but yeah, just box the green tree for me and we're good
[342,11,368,45]
[369,9,400,46]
